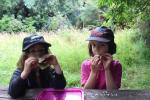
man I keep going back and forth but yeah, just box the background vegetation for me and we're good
[0,0,150,89]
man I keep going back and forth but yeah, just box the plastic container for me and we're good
[35,88,84,100]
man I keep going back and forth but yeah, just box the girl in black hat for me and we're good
[8,34,66,98]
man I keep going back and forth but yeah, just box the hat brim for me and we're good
[86,37,110,42]
[23,41,51,51]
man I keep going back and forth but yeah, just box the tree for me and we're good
[97,0,150,46]
[97,0,150,29]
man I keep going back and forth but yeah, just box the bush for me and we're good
[0,15,24,32]
[22,17,36,32]
[0,15,36,32]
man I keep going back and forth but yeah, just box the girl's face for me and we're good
[28,44,47,58]
[90,41,108,56]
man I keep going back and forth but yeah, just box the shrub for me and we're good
[0,15,36,33]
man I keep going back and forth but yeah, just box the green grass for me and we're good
[114,29,150,89]
[0,29,150,89]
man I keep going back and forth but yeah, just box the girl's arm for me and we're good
[8,69,27,98]
[83,56,101,89]
[54,64,62,74]
[45,54,66,89]
[53,64,66,89]
[39,65,66,89]
[105,69,117,90]
[8,57,38,98]
[103,53,121,90]
[83,72,97,89]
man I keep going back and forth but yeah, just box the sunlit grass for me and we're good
[0,29,149,89]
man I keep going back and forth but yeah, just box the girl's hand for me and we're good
[102,53,113,71]
[42,54,59,66]
[91,55,102,74]
[21,57,38,79]
[42,54,62,74]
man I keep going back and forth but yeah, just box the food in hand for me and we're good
[38,57,50,70]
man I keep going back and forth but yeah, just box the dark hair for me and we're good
[88,41,116,57]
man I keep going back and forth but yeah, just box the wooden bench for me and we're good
[0,87,150,100]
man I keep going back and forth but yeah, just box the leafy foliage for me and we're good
[97,0,150,29]
[0,15,36,32]
[97,0,150,47]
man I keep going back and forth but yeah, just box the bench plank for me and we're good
[0,88,150,100]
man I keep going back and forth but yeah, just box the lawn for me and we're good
[0,29,150,89]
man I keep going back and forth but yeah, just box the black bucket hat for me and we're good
[86,26,114,42]
[22,34,51,52]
